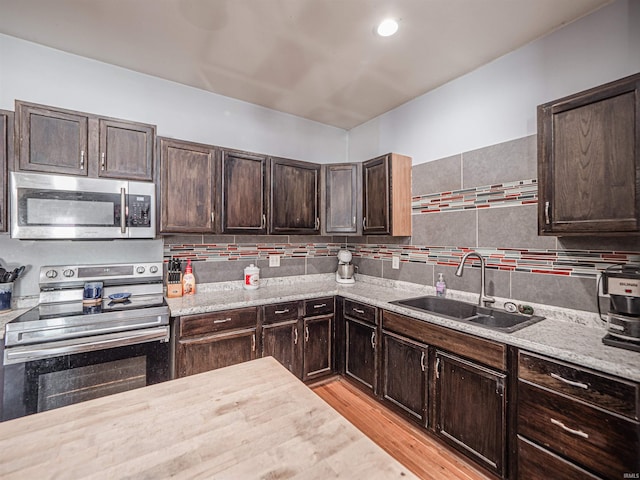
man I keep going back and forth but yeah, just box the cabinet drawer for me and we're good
[263,301,300,324]
[343,299,377,325]
[304,297,334,317]
[518,381,639,479]
[517,435,600,480]
[383,310,506,371]
[179,307,257,338]
[519,351,638,419]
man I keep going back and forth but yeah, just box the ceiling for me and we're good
[0,0,611,129]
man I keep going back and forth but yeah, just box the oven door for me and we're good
[2,331,169,421]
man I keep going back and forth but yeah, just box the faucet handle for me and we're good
[482,296,496,308]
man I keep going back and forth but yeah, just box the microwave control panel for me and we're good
[128,195,151,227]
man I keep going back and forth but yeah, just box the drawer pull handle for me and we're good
[305,326,310,342]
[313,303,327,309]
[550,418,589,439]
[251,334,256,352]
[370,331,376,349]
[213,318,232,324]
[353,308,365,314]
[294,328,298,345]
[420,352,426,372]
[275,309,290,314]
[550,373,588,390]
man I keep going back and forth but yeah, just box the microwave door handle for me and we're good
[120,187,127,234]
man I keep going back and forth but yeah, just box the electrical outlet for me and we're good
[392,256,400,269]
[269,255,280,267]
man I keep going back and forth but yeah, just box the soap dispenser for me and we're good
[436,273,447,297]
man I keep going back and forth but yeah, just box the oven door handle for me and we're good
[4,327,170,365]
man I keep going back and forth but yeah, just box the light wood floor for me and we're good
[311,377,491,480]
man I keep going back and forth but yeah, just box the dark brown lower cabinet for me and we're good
[302,315,333,382]
[262,320,302,378]
[517,435,600,480]
[175,308,258,378]
[176,328,256,377]
[435,350,506,477]
[381,331,428,427]
[345,318,377,394]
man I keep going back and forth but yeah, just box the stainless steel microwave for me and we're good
[10,172,156,239]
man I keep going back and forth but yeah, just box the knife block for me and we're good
[167,274,183,298]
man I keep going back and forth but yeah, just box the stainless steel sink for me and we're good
[389,295,544,333]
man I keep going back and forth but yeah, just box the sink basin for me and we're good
[389,295,544,333]
[391,296,479,319]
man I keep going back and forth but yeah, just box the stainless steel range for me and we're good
[2,262,170,421]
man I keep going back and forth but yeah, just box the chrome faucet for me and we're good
[455,251,495,307]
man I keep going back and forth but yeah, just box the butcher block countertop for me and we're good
[0,357,416,479]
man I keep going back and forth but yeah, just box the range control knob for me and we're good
[136,266,146,274]
[45,270,58,279]
[63,269,75,278]
[149,266,159,274]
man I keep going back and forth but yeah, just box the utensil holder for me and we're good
[0,282,13,312]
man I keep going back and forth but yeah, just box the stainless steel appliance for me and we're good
[336,249,355,284]
[2,262,169,421]
[602,264,640,352]
[10,172,155,239]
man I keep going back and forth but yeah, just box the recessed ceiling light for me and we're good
[377,18,398,37]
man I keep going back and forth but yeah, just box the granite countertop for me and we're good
[167,274,640,382]
[0,357,415,479]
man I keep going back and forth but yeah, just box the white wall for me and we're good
[349,0,640,164]
[0,32,348,298]
[0,34,347,163]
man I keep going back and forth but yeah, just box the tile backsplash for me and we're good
[162,133,640,314]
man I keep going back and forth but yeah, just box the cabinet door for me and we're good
[98,119,154,181]
[325,163,358,234]
[382,331,428,427]
[435,351,506,476]
[221,149,267,233]
[0,110,12,233]
[303,315,333,382]
[176,328,256,378]
[538,73,640,235]
[159,138,217,233]
[270,157,320,234]
[17,103,89,176]
[345,318,377,394]
[362,155,390,234]
[262,320,301,377]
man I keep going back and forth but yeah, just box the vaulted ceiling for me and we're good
[0,0,611,129]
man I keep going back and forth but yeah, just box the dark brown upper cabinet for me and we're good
[158,137,217,233]
[0,110,14,233]
[269,156,320,234]
[538,72,640,236]
[98,118,154,181]
[324,163,360,234]
[15,101,155,181]
[362,153,412,236]
[220,149,267,234]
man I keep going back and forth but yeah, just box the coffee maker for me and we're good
[601,264,640,352]
[336,249,355,284]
